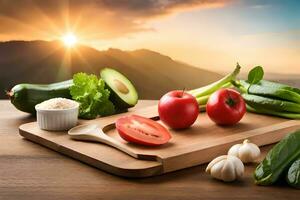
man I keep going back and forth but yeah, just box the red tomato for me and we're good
[158,90,199,129]
[206,88,246,125]
[116,115,171,146]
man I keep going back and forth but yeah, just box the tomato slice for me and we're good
[116,115,171,146]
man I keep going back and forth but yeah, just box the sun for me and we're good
[62,33,77,48]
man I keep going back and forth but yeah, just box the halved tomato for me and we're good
[115,115,171,146]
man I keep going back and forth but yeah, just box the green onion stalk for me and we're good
[187,63,241,111]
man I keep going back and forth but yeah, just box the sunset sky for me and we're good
[0,0,299,74]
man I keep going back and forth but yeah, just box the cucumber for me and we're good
[8,80,73,114]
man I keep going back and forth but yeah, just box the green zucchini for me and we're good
[286,158,300,189]
[242,94,300,113]
[8,80,73,114]
[254,130,300,185]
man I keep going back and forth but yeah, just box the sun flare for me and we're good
[62,33,77,48]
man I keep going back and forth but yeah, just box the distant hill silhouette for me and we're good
[0,40,222,99]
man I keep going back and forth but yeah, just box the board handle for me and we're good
[68,123,139,158]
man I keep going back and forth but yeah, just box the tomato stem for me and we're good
[226,98,236,107]
[181,88,186,97]
[224,89,237,107]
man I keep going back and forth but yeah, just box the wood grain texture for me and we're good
[19,103,300,177]
[1,100,299,200]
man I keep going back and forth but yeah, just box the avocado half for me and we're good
[100,68,138,110]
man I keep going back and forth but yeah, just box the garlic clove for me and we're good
[206,155,227,173]
[249,143,261,159]
[228,139,261,163]
[206,155,245,182]
[228,144,242,157]
[221,160,236,182]
[231,156,244,179]
[210,159,226,180]
[238,144,254,163]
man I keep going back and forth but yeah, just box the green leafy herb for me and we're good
[254,130,300,185]
[247,66,264,93]
[286,158,300,189]
[248,66,264,84]
[70,72,115,119]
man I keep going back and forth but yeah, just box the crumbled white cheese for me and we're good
[36,98,78,110]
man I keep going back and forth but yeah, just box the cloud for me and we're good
[0,0,231,40]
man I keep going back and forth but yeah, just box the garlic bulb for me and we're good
[206,155,244,182]
[228,139,261,163]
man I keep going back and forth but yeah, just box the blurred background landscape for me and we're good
[0,0,299,99]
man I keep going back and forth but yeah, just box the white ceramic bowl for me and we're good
[35,102,79,131]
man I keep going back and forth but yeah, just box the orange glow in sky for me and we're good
[0,0,299,74]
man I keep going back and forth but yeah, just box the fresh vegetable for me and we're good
[70,73,115,119]
[206,155,244,182]
[257,79,300,95]
[236,80,300,104]
[286,157,300,189]
[188,63,241,110]
[115,115,171,146]
[206,88,246,125]
[242,94,300,113]
[246,104,300,119]
[247,66,264,92]
[228,139,260,163]
[233,66,300,119]
[9,68,138,119]
[254,130,300,185]
[8,80,73,114]
[158,90,199,129]
[100,68,138,110]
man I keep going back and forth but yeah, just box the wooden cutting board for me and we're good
[19,105,300,177]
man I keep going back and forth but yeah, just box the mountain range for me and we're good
[0,40,222,99]
[1,40,298,100]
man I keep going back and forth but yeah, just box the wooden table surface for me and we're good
[0,100,299,200]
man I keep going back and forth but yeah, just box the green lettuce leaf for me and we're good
[70,72,115,119]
